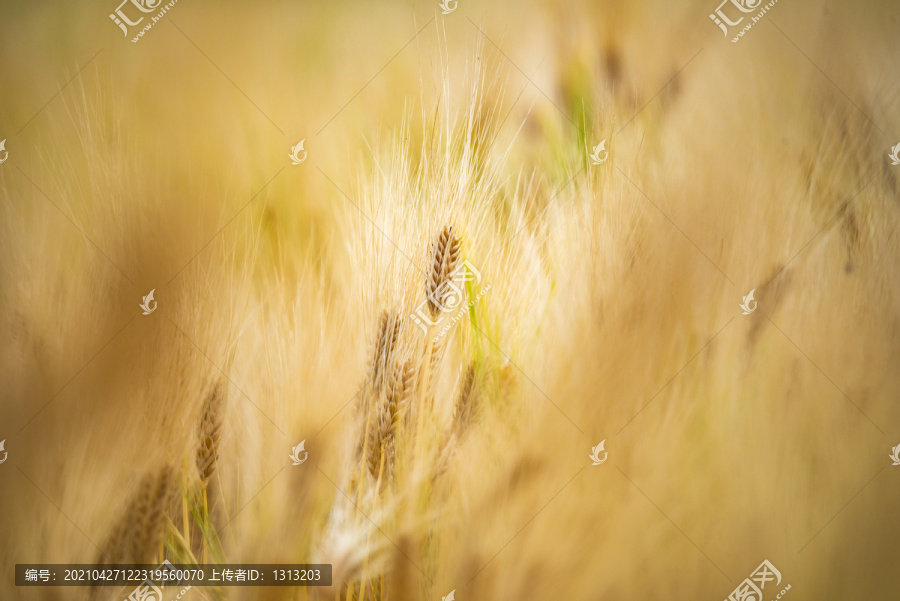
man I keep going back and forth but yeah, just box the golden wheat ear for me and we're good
[367,311,390,393]
[357,310,405,486]
[196,381,226,484]
[433,363,480,480]
[426,225,461,317]
[390,359,416,427]
[368,310,403,395]
[365,399,392,482]
[368,359,417,483]
[99,465,176,565]
[422,225,463,399]
[129,465,177,564]
[452,362,478,436]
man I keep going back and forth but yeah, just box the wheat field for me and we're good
[1,0,899,599]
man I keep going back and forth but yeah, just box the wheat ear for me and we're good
[426,225,461,317]
[196,381,226,484]
[369,311,402,395]
[365,361,410,482]
[194,381,226,560]
[358,311,403,484]
[452,362,477,436]
[369,359,416,481]
[392,360,416,429]
[129,465,176,563]
[423,226,462,398]
[353,310,391,459]
[434,364,479,480]
[99,465,176,565]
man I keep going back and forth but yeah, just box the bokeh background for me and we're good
[1,0,899,599]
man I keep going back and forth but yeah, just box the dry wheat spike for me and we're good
[196,381,226,484]
[99,465,176,564]
[426,225,462,317]
[452,362,477,436]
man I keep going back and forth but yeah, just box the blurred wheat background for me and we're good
[1,0,899,599]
